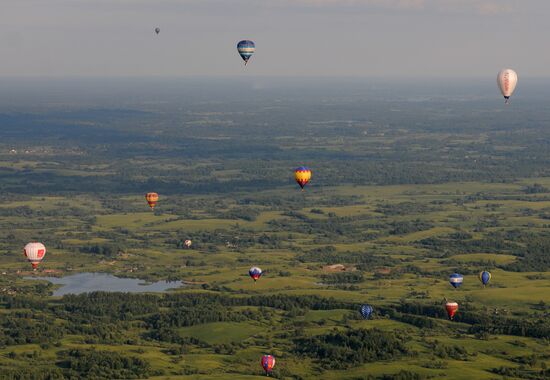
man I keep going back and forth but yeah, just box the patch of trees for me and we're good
[503,236,550,272]
[0,368,65,380]
[57,349,151,379]
[389,220,433,235]
[79,244,126,257]
[294,328,408,369]
[376,202,435,216]
[491,366,550,380]
[0,313,63,346]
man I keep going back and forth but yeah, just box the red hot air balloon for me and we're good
[261,354,275,375]
[446,302,459,321]
[24,242,46,270]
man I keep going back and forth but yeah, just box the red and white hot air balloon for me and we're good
[497,69,518,104]
[445,301,459,321]
[23,242,46,270]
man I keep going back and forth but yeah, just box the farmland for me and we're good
[0,78,549,379]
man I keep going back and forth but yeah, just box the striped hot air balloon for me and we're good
[479,271,491,287]
[449,273,463,289]
[145,192,159,210]
[497,69,518,104]
[261,354,275,375]
[24,242,46,270]
[360,304,373,319]
[294,166,312,191]
[237,40,255,65]
[249,266,263,282]
[445,302,459,320]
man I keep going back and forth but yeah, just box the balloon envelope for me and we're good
[145,192,159,210]
[294,166,312,190]
[261,355,275,373]
[24,242,46,270]
[449,273,463,288]
[479,271,491,286]
[445,302,459,320]
[237,40,255,65]
[155,27,160,34]
[249,266,262,282]
[497,69,518,102]
[360,304,373,319]
[184,239,192,248]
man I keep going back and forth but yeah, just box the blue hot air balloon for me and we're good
[237,40,255,65]
[479,271,491,286]
[360,304,373,319]
[449,273,464,289]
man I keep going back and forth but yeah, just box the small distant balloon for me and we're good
[497,69,518,104]
[237,40,255,65]
[449,273,463,289]
[261,354,276,375]
[294,166,312,191]
[24,242,46,270]
[479,271,491,286]
[249,266,263,282]
[360,304,373,319]
[445,301,459,321]
[155,27,160,35]
[145,192,159,210]
[184,239,192,248]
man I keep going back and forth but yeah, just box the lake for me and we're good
[25,272,183,296]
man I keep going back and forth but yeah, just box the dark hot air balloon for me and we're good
[237,40,255,65]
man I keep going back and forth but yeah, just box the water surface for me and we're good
[26,272,183,296]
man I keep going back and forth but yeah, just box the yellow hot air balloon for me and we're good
[145,192,159,210]
[294,166,312,191]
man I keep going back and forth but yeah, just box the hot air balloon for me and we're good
[294,167,312,191]
[497,69,518,104]
[155,27,160,35]
[184,239,192,248]
[449,273,463,289]
[360,304,373,319]
[445,301,459,320]
[479,271,491,287]
[261,354,275,375]
[249,266,263,282]
[145,192,159,210]
[23,242,46,270]
[237,40,255,65]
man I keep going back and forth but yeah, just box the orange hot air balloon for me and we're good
[24,242,46,270]
[294,166,312,191]
[445,302,459,321]
[145,192,159,210]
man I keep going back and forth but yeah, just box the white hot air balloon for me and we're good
[497,69,518,104]
[23,242,46,270]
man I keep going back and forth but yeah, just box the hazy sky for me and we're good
[1,0,549,78]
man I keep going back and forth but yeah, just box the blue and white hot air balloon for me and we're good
[360,304,373,319]
[449,273,464,289]
[237,40,255,65]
